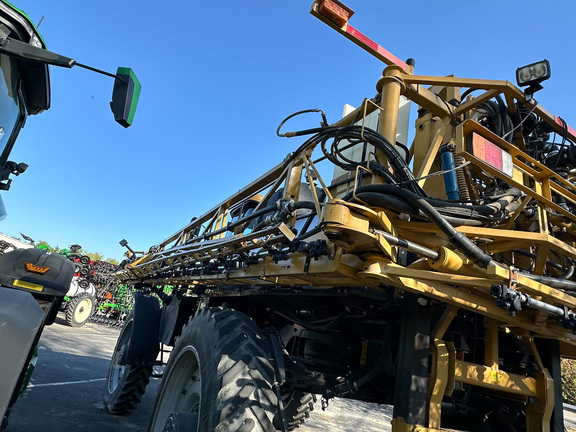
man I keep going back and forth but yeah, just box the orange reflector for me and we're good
[469,133,513,177]
[25,262,50,274]
[317,0,353,27]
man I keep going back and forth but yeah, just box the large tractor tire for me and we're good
[65,293,95,327]
[148,307,279,432]
[104,312,152,414]
[161,413,199,432]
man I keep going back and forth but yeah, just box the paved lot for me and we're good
[299,399,392,432]
[7,316,159,432]
[6,314,394,432]
[7,314,575,432]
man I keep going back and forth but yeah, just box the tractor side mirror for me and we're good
[0,37,141,127]
[110,67,141,128]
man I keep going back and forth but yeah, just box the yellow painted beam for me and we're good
[454,360,537,397]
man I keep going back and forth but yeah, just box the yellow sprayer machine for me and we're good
[104,1,575,431]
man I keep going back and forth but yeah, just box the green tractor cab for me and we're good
[0,1,140,427]
[0,0,140,192]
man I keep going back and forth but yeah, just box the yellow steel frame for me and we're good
[112,66,574,431]
[113,4,576,430]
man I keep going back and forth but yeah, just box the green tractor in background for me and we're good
[0,1,140,428]
[90,282,136,327]
[59,244,135,327]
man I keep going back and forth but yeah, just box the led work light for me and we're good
[515,60,550,100]
[516,60,551,87]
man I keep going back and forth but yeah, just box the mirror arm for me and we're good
[0,36,75,68]
[74,62,126,84]
[0,36,139,127]
[0,36,126,84]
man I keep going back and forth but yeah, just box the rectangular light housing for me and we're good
[469,133,513,177]
[516,60,551,87]
[317,0,354,27]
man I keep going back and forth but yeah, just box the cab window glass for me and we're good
[0,54,20,155]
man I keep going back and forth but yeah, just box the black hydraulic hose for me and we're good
[250,200,320,233]
[274,309,346,331]
[563,263,575,280]
[348,185,521,218]
[276,109,329,138]
[278,128,341,172]
[227,204,277,229]
[329,126,423,196]
[495,95,513,142]
[353,361,381,388]
[185,204,279,243]
[296,225,322,240]
[288,201,317,212]
[523,273,576,292]
[281,123,419,195]
[351,192,484,226]
[434,207,499,224]
[426,192,521,216]
[357,160,398,186]
[479,100,501,136]
[188,200,320,243]
[328,345,387,398]
[511,249,575,280]
[352,192,420,216]
[513,249,564,272]
[428,214,484,227]
[318,129,402,186]
[278,117,424,196]
[348,184,493,268]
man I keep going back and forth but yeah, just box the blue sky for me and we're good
[1,0,575,260]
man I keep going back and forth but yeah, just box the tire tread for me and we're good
[65,293,95,327]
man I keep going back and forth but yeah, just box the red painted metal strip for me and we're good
[555,116,576,139]
[346,24,407,70]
